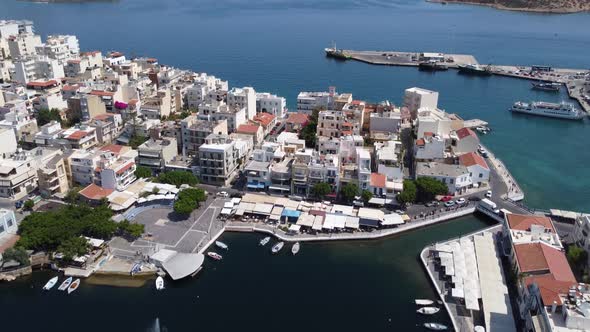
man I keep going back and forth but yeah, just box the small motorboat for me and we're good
[259,237,270,246]
[271,242,284,254]
[43,276,59,290]
[415,299,435,306]
[215,241,228,250]
[67,279,80,294]
[417,307,440,315]
[291,242,300,255]
[130,263,142,276]
[424,322,448,330]
[207,252,223,261]
[58,277,73,291]
[155,276,164,290]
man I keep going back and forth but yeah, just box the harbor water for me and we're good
[1,0,589,330]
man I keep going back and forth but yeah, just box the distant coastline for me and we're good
[427,0,590,13]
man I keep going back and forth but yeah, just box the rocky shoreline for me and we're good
[427,0,590,13]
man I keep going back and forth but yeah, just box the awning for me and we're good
[221,208,232,215]
[253,203,273,215]
[288,224,301,233]
[296,213,315,227]
[312,216,323,231]
[401,214,411,221]
[359,218,380,228]
[235,209,245,216]
[268,186,290,191]
[247,182,266,189]
[269,214,280,221]
[382,214,404,226]
[224,202,234,209]
[281,209,301,218]
[345,216,360,229]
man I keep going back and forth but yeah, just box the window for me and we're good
[7,218,13,228]
[479,173,483,178]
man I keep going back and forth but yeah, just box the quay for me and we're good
[462,119,488,129]
[330,49,590,113]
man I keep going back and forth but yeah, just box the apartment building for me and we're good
[35,35,79,64]
[256,92,287,118]
[38,152,69,197]
[181,115,228,155]
[227,87,256,120]
[416,162,471,195]
[197,101,245,133]
[141,89,173,119]
[416,107,453,139]
[0,108,39,143]
[317,110,344,138]
[13,56,65,84]
[88,113,123,144]
[137,137,178,172]
[57,125,98,150]
[415,133,447,162]
[236,124,264,146]
[403,87,439,120]
[65,51,103,77]
[0,127,17,158]
[0,147,61,200]
[198,134,239,186]
[296,87,343,115]
[6,33,41,59]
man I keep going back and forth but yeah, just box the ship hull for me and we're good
[510,107,585,120]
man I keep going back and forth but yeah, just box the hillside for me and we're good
[429,0,590,13]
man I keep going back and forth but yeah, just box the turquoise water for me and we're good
[0,1,589,330]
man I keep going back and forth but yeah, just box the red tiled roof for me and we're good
[82,51,101,56]
[67,130,88,140]
[507,214,556,232]
[459,152,489,170]
[370,173,386,188]
[424,132,434,137]
[237,124,261,134]
[93,113,115,121]
[109,51,124,58]
[100,144,125,155]
[286,113,309,125]
[67,59,81,64]
[416,138,425,146]
[513,243,575,282]
[116,161,135,175]
[79,183,114,200]
[524,274,576,306]
[456,127,477,140]
[252,113,276,127]
[62,84,80,92]
[90,90,115,97]
[27,80,58,88]
[351,100,363,105]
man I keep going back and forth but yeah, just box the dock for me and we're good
[330,49,590,113]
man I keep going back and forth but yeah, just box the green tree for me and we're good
[157,171,199,187]
[173,199,195,215]
[65,187,81,204]
[118,220,145,239]
[311,183,331,200]
[173,188,207,215]
[36,108,62,127]
[57,237,90,261]
[340,183,359,203]
[397,180,417,204]
[299,107,321,148]
[415,177,448,202]
[135,166,152,179]
[129,134,148,149]
[567,245,587,271]
[361,190,373,203]
[1,247,30,266]
[23,200,35,211]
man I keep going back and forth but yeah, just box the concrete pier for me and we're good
[331,49,590,113]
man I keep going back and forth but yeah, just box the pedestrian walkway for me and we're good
[483,144,524,201]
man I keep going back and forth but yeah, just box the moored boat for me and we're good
[291,242,300,255]
[417,306,440,315]
[207,252,223,261]
[271,242,284,254]
[58,277,73,291]
[532,81,561,92]
[419,61,449,71]
[415,299,435,306]
[510,101,585,120]
[67,279,80,294]
[43,276,59,290]
[215,241,228,250]
[423,322,448,330]
[259,237,270,246]
[155,276,164,290]
[324,42,351,60]
[458,63,492,76]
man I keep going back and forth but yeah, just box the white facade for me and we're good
[357,148,372,191]
[13,56,65,84]
[7,33,41,59]
[0,209,17,240]
[227,87,256,120]
[197,101,246,133]
[256,92,287,118]
[33,92,67,111]
[403,87,439,119]
[36,35,79,64]
[416,162,471,195]
[317,110,344,138]
[416,107,452,138]
[0,127,17,158]
[370,108,402,134]
[297,91,332,115]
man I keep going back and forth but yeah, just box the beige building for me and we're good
[137,137,178,172]
[38,153,69,197]
[67,94,107,122]
[181,115,228,155]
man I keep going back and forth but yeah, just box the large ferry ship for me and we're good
[324,42,351,60]
[510,101,585,120]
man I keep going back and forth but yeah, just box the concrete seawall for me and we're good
[225,207,475,243]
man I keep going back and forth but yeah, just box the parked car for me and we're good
[456,198,466,204]
[230,192,243,198]
[468,196,481,202]
[425,201,439,207]
[440,196,453,202]
[216,191,229,198]
[485,190,492,198]
[444,201,456,207]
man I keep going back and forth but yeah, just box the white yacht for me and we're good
[271,242,284,254]
[43,276,59,290]
[510,101,585,120]
[155,276,164,290]
[423,322,448,330]
[415,299,435,306]
[58,277,73,291]
[417,307,440,315]
[259,237,270,246]
[291,242,300,255]
[215,241,228,250]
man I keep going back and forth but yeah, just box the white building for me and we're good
[452,127,480,156]
[227,87,256,120]
[573,216,590,254]
[0,127,17,158]
[198,134,239,186]
[317,110,344,138]
[416,162,471,195]
[35,35,80,64]
[197,101,246,133]
[6,33,41,59]
[415,133,446,161]
[13,56,65,84]
[297,89,334,115]
[137,138,178,172]
[357,148,372,191]
[416,107,452,139]
[370,107,403,134]
[0,209,17,242]
[375,140,403,182]
[256,92,287,118]
[403,87,439,120]
[458,152,490,187]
